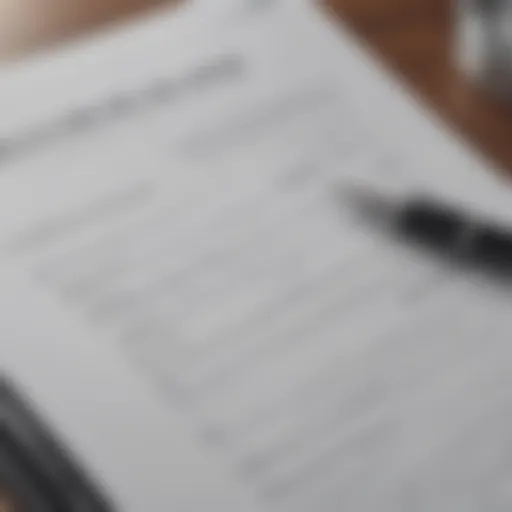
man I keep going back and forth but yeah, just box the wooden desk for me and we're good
[325,0,512,175]
[0,0,510,173]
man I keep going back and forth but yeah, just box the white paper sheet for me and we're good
[0,3,512,511]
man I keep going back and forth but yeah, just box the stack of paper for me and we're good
[0,2,511,511]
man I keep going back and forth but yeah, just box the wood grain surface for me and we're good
[0,0,510,173]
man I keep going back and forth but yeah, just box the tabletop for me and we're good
[326,0,512,176]
[0,0,510,174]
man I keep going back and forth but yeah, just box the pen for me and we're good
[0,377,114,511]
[344,184,512,275]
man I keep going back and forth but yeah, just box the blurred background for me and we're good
[0,0,511,172]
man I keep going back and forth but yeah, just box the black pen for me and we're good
[343,184,512,275]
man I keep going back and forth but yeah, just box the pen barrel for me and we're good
[465,224,512,271]
[400,200,512,274]
[399,201,466,250]
[455,0,512,102]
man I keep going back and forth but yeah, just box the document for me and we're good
[0,2,511,511]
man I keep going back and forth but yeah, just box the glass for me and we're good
[456,0,512,101]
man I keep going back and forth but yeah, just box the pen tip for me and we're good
[335,181,398,223]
